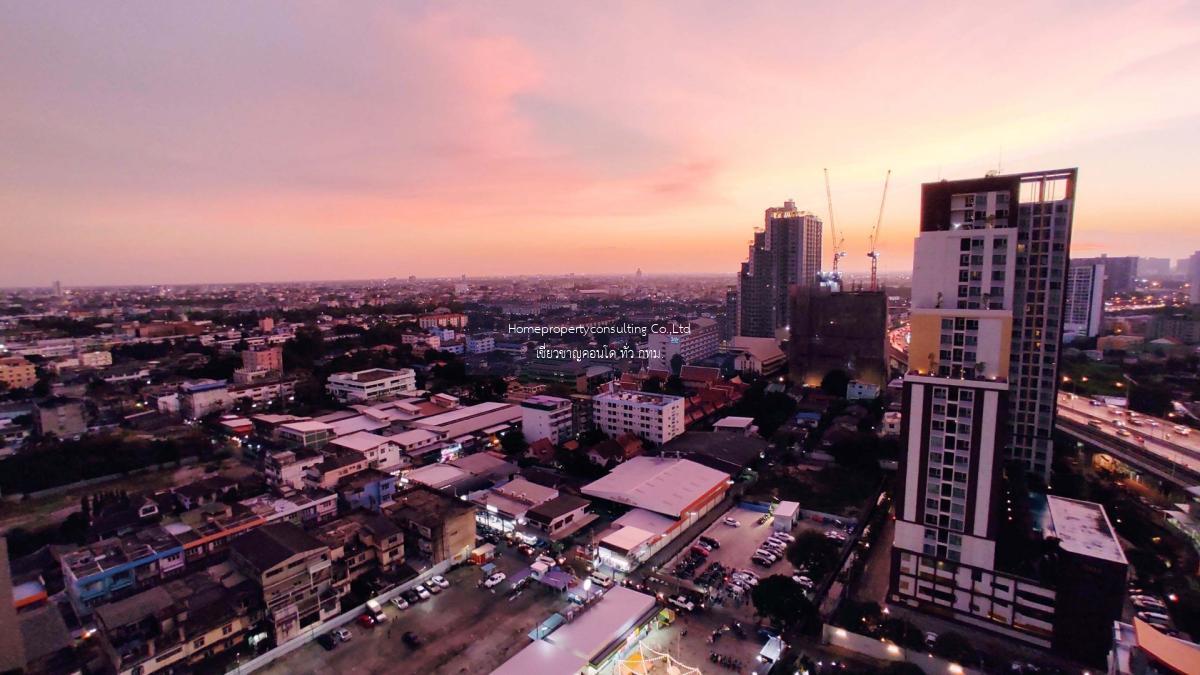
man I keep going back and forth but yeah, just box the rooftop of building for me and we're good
[520,394,572,410]
[332,368,413,383]
[230,522,325,572]
[1044,494,1127,564]
[412,401,519,428]
[581,456,730,518]
[386,484,474,523]
[492,477,559,506]
[337,467,394,492]
[525,493,590,522]
[328,430,392,453]
[594,389,682,406]
[492,587,658,675]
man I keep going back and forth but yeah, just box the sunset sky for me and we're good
[3,1,1199,286]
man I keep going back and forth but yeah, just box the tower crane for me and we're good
[867,169,891,291]
[823,168,846,279]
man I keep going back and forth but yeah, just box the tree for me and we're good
[500,430,528,457]
[750,575,819,631]
[670,353,685,376]
[643,376,663,394]
[786,531,843,580]
[820,369,850,397]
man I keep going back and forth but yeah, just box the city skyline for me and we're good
[4,1,1200,286]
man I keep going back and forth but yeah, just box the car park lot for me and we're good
[257,560,561,675]
[662,506,842,593]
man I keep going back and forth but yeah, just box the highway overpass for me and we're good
[887,342,1200,489]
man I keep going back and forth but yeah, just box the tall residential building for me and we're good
[1072,254,1138,297]
[917,169,1075,479]
[1064,260,1105,341]
[892,169,1126,662]
[1189,251,1200,305]
[646,317,720,371]
[788,286,887,387]
[737,200,822,338]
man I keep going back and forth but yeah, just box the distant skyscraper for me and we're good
[737,200,822,338]
[51,279,62,297]
[1064,260,1104,341]
[1136,257,1170,278]
[721,286,738,341]
[1189,251,1200,305]
[892,170,1127,662]
[1072,254,1137,297]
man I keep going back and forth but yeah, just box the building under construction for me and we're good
[788,286,887,388]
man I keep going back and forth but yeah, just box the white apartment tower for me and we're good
[890,170,1114,655]
[1064,261,1104,341]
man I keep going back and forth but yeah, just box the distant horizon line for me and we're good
[5,270,922,292]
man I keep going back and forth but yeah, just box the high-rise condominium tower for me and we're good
[891,170,1126,663]
[915,169,1075,479]
[737,200,822,338]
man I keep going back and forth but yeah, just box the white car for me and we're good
[738,569,761,580]
[731,572,759,586]
[426,581,442,594]
[484,572,507,588]
[668,595,696,612]
[430,575,450,589]
[333,628,352,642]
[723,517,741,527]
[753,549,779,562]
[792,575,815,588]
[1131,595,1166,609]
[414,584,432,600]
[1174,425,1191,436]
[391,597,410,610]
[771,532,796,543]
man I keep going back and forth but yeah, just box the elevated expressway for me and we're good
[887,331,1200,489]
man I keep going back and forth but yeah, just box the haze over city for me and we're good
[3,1,1200,285]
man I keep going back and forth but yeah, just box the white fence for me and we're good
[228,559,453,674]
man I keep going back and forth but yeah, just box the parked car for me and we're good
[402,589,421,605]
[698,536,721,549]
[757,514,771,525]
[771,532,795,543]
[414,584,432,600]
[1137,611,1172,623]
[924,632,938,649]
[391,597,410,610]
[430,575,450,589]
[792,575,815,589]
[484,572,507,588]
[723,517,741,527]
[356,614,376,628]
[425,581,442,595]
[333,628,352,642]
[668,595,696,612]
[317,633,338,651]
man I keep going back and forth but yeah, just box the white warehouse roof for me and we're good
[581,456,729,518]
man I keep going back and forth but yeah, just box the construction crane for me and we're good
[823,168,846,278]
[867,169,891,291]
